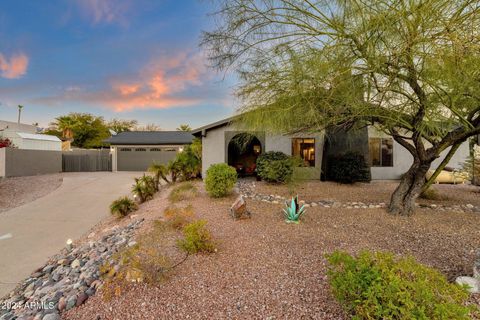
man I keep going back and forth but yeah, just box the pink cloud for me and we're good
[0,52,29,79]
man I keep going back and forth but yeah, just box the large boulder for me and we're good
[230,196,251,220]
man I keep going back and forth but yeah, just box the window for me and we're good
[150,148,161,152]
[292,138,315,167]
[369,138,393,167]
[135,148,147,152]
[119,148,131,151]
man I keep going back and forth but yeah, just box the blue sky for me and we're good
[0,0,236,129]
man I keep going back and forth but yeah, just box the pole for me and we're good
[17,105,23,124]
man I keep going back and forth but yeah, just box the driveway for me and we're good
[0,172,139,297]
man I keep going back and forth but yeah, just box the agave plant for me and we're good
[283,195,306,223]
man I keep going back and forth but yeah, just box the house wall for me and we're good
[200,124,324,179]
[368,127,470,180]
[21,138,62,151]
[1,148,62,177]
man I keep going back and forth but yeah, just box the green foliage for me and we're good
[256,151,294,183]
[328,152,371,184]
[177,220,216,254]
[108,118,138,133]
[205,163,237,198]
[132,175,156,203]
[283,196,305,223]
[176,124,192,131]
[420,187,442,200]
[109,196,138,217]
[326,250,474,320]
[168,182,198,203]
[148,162,170,188]
[173,141,202,180]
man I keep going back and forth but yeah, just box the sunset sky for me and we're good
[0,0,236,129]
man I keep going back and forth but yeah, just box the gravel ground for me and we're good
[0,174,63,213]
[64,181,480,320]
[256,180,480,207]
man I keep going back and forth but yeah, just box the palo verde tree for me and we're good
[202,0,480,215]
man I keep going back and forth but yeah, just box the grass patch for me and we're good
[420,187,445,200]
[168,182,198,203]
[163,205,194,230]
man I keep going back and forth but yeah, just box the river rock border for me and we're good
[0,219,144,320]
[237,181,480,214]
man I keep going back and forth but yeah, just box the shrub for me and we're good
[177,220,216,254]
[148,162,170,188]
[0,138,14,148]
[168,182,198,203]
[163,205,194,229]
[326,250,474,320]
[132,175,156,203]
[256,151,294,183]
[420,187,443,200]
[205,163,237,197]
[328,152,371,183]
[165,138,202,183]
[110,196,138,217]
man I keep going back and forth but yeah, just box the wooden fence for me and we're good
[62,149,111,172]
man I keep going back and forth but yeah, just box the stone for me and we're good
[70,259,80,269]
[230,196,251,220]
[42,313,60,320]
[57,297,66,312]
[76,292,88,307]
[455,276,480,293]
[65,295,77,311]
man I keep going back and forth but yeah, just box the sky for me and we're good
[0,0,237,130]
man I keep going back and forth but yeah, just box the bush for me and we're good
[163,205,194,229]
[177,220,216,254]
[328,152,371,183]
[205,163,237,198]
[326,250,474,320]
[256,151,294,183]
[132,175,156,203]
[168,182,198,203]
[110,196,138,217]
[166,138,202,183]
[420,187,443,200]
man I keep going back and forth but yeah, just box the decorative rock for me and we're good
[57,297,66,312]
[42,313,60,320]
[70,259,80,269]
[75,292,88,307]
[230,196,251,220]
[455,276,479,293]
[65,295,77,311]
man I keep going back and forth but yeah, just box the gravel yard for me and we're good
[64,180,480,320]
[0,174,63,213]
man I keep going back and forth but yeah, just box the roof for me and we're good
[17,132,61,142]
[104,131,194,145]
[191,115,237,136]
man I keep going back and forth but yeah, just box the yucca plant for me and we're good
[283,195,306,223]
[110,196,138,217]
[148,162,170,189]
[132,175,156,203]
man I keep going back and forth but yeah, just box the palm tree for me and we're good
[51,115,78,140]
[148,162,170,188]
[176,124,192,132]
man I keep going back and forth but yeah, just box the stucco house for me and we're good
[192,116,471,180]
[106,131,194,171]
[0,120,62,151]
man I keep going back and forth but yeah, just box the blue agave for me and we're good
[283,195,306,223]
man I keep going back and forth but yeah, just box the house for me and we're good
[105,131,194,171]
[192,116,471,180]
[0,120,62,151]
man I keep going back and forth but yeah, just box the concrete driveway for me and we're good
[0,172,139,297]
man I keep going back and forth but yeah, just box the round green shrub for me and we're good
[256,151,294,183]
[205,163,237,198]
[326,250,475,319]
[327,151,371,183]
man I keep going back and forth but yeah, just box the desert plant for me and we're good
[174,139,202,180]
[256,151,294,183]
[205,163,237,198]
[132,175,156,203]
[168,182,198,203]
[283,196,306,223]
[420,187,443,200]
[328,152,371,184]
[177,220,216,254]
[148,162,170,188]
[326,250,475,320]
[110,196,138,217]
[163,205,194,230]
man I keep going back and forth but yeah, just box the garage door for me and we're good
[117,147,178,171]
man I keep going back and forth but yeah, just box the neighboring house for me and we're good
[0,120,62,151]
[192,116,471,180]
[105,131,194,171]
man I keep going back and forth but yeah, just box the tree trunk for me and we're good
[388,160,432,216]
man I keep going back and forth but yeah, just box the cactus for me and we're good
[283,195,306,223]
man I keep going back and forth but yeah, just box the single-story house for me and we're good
[105,131,194,171]
[192,116,471,180]
[0,120,62,151]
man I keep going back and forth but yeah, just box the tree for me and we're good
[50,113,110,148]
[176,124,192,131]
[202,0,480,215]
[108,118,138,133]
[134,123,161,131]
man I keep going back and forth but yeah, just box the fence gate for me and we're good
[62,150,112,172]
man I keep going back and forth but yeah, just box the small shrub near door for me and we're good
[328,152,371,183]
[205,163,237,198]
[110,196,138,218]
[326,250,474,320]
[256,151,294,183]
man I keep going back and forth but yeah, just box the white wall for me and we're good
[0,148,5,177]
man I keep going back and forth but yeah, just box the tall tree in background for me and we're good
[176,124,192,131]
[108,119,138,133]
[134,123,162,131]
[51,113,110,148]
[202,0,480,215]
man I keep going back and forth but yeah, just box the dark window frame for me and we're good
[369,137,394,167]
[291,138,316,167]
